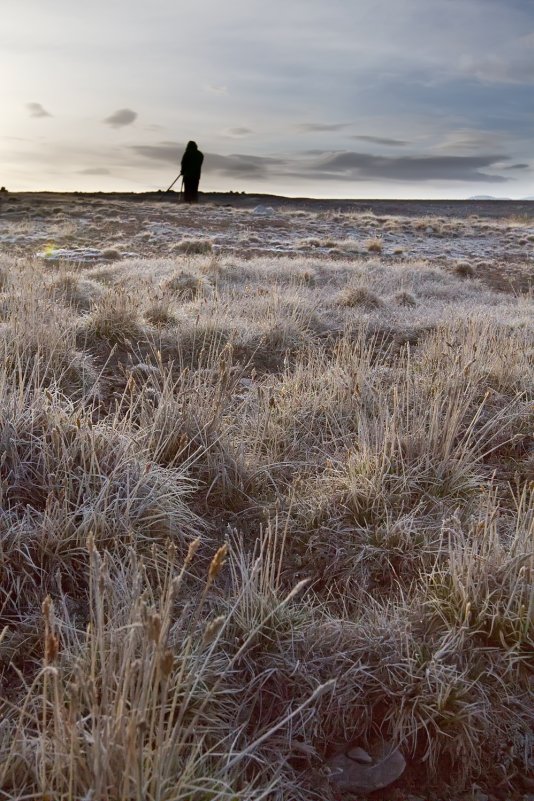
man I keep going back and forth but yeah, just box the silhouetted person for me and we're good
[180,141,204,203]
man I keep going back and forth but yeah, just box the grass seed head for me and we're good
[208,543,229,582]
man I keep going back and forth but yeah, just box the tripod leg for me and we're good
[165,173,181,192]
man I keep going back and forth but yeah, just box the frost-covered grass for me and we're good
[0,237,533,801]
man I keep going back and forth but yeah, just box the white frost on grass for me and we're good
[75,253,534,339]
[37,247,138,263]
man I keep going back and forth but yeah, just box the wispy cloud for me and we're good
[131,143,181,163]
[208,152,283,176]
[204,84,228,95]
[104,108,137,128]
[223,127,253,137]
[352,135,407,146]
[433,129,510,154]
[296,122,350,133]
[26,102,52,118]
[459,32,534,85]
[78,167,111,175]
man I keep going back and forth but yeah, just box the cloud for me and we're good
[204,84,228,95]
[302,151,510,183]
[131,141,512,183]
[504,163,530,170]
[434,130,511,154]
[296,122,350,133]
[459,33,534,85]
[352,135,407,146]
[104,108,137,128]
[208,153,283,176]
[27,102,52,118]
[223,127,253,137]
[78,167,111,175]
[131,143,180,163]
[131,142,282,177]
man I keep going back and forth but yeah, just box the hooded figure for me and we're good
[180,141,204,203]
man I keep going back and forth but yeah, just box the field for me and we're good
[0,191,533,801]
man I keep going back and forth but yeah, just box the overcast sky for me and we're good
[1,0,533,197]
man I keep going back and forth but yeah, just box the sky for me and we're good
[1,0,533,198]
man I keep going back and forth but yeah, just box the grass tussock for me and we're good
[454,260,476,278]
[365,236,383,253]
[101,247,122,261]
[394,289,417,306]
[0,249,532,800]
[337,284,384,309]
[163,269,210,299]
[172,238,213,255]
[81,288,146,344]
[48,272,104,311]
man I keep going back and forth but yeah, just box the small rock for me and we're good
[327,742,406,793]
[346,746,373,764]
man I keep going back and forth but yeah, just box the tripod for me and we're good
[165,173,184,197]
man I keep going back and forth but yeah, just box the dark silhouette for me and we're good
[180,141,204,203]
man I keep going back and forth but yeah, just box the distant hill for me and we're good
[468,195,512,201]
[468,195,534,201]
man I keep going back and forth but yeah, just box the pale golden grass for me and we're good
[0,253,532,800]
[172,238,213,255]
[364,236,383,253]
